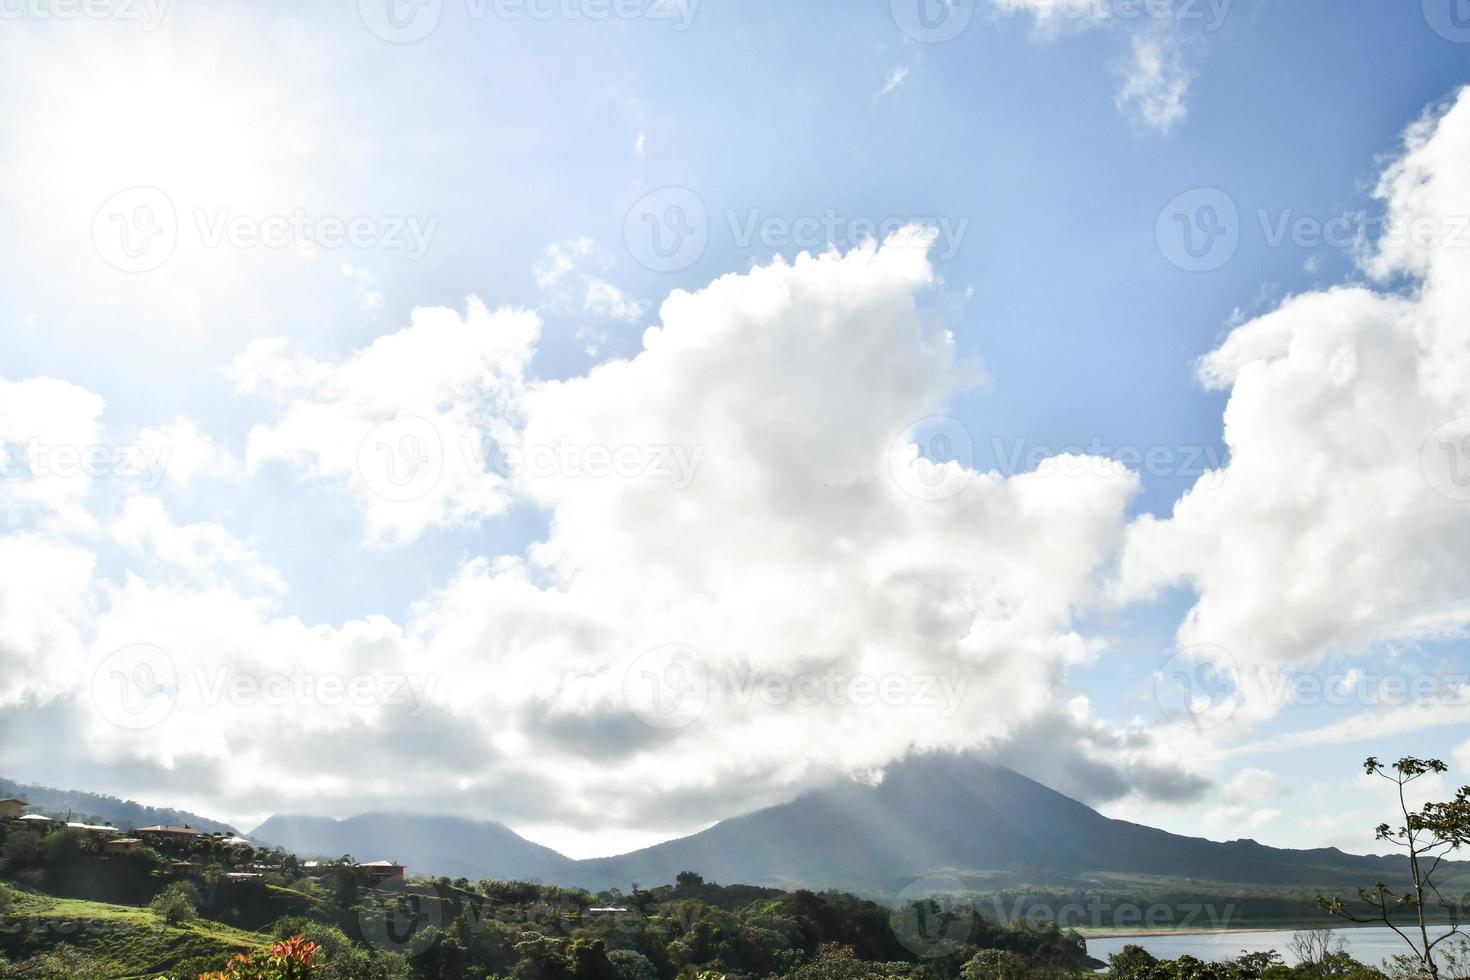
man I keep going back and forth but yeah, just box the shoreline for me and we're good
[1078,922,1429,939]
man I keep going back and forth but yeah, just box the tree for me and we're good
[962,948,1030,980]
[150,880,201,925]
[1107,944,1159,978]
[1318,757,1470,980]
[606,949,658,980]
[1290,930,1348,977]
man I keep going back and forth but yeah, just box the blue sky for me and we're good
[1,0,1468,857]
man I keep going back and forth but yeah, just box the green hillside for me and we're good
[0,885,264,979]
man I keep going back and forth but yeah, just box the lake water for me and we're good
[1086,925,1464,967]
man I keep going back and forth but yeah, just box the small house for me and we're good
[102,838,144,856]
[0,798,25,821]
[15,813,62,831]
[357,860,405,883]
[137,825,206,839]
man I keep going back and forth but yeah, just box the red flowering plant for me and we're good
[196,935,319,980]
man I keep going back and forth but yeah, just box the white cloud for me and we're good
[0,376,107,532]
[991,1,1193,133]
[535,238,646,327]
[533,238,594,290]
[0,533,95,706]
[878,66,911,99]
[1202,802,1280,838]
[233,299,537,546]
[1114,33,1189,134]
[133,417,244,493]
[583,279,647,322]
[1116,88,1470,718]
[110,496,284,596]
[1224,767,1280,804]
[2,230,1156,852]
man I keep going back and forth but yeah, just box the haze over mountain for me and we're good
[249,755,1441,897]
[250,812,575,883]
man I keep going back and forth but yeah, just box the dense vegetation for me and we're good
[0,822,1090,979]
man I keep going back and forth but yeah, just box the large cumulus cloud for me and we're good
[1115,87,1470,721]
[0,229,1168,853]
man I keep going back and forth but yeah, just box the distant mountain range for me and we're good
[247,755,1442,897]
[250,812,573,882]
[0,777,236,835]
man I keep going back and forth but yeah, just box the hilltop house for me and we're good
[102,838,144,857]
[67,821,123,837]
[0,798,24,821]
[136,825,206,840]
[15,813,62,831]
[357,860,405,884]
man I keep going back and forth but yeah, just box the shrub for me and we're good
[197,935,320,979]
[151,881,202,925]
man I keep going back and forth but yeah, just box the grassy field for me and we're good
[1,886,266,978]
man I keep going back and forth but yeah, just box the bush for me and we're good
[151,881,202,925]
[197,936,320,979]
[0,945,111,980]
[608,949,659,980]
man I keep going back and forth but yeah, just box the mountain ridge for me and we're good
[0,777,237,835]
[245,754,1447,897]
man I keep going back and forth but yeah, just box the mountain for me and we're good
[249,755,1447,898]
[250,812,576,882]
[0,777,236,835]
[573,754,1421,895]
